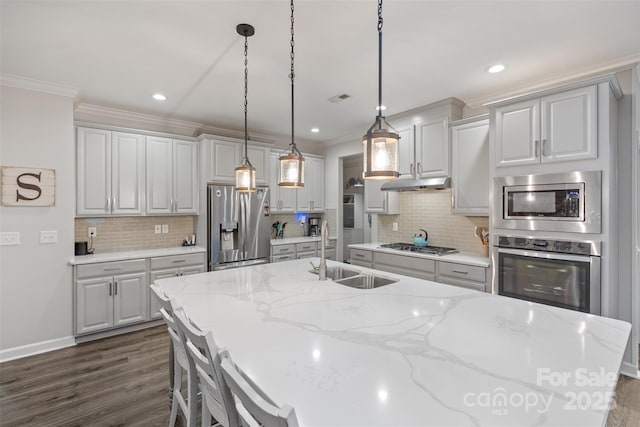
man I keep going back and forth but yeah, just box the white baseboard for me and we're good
[620,361,640,379]
[0,336,76,363]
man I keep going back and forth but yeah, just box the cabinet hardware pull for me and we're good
[104,267,122,271]
[112,197,115,213]
[542,139,548,156]
[534,140,540,157]
[109,282,112,296]
[410,163,414,175]
[114,281,118,295]
[354,253,365,258]
[452,270,468,275]
[106,197,111,212]
[417,162,423,174]
[172,259,187,263]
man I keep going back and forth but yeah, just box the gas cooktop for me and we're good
[379,243,459,256]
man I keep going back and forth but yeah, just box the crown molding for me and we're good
[465,55,640,109]
[74,103,203,137]
[0,74,79,99]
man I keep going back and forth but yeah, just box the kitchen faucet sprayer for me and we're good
[319,220,329,280]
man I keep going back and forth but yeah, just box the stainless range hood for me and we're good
[381,176,451,191]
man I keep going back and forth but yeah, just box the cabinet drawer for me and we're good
[438,276,486,292]
[76,259,146,279]
[150,253,205,270]
[271,244,295,255]
[438,262,486,283]
[374,252,435,273]
[295,242,318,252]
[271,253,295,263]
[350,249,372,262]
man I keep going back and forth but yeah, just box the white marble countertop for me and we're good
[349,242,491,267]
[270,236,320,245]
[69,246,206,265]
[155,258,630,426]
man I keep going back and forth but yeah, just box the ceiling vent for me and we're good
[328,94,350,103]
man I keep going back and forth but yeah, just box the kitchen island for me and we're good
[155,258,630,426]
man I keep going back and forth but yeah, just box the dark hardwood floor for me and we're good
[1,326,638,426]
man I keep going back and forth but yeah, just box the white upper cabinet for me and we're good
[495,85,596,167]
[77,127,144,216]
[210,140,240,182]
[451,118,490,216]
[397,126,415,178]
[415,118,450,178]
[364,179,399,214]
[146,136,198,215]
[247,144,270,185]
[269,152,296,213]
[300,156,324,212]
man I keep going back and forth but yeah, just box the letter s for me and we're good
[16,172,42,201]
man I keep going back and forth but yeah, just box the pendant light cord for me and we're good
[244,33,249,161]
[289,0,297,154]
[377,0,383,125]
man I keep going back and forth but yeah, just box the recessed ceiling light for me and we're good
[311,127,320,133]
[486,64,506,74]
[152,93,167,101]
[376,105,387,111]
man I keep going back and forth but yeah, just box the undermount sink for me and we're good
[309,266,360,280]
[334,275,397,289]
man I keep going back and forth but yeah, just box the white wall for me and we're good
[0,85,75,358]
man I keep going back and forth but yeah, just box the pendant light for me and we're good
[363,0,400,179]
[278,0,305,188]
[235,23,257,192]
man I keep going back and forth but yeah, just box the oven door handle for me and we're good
[496,247,593,263]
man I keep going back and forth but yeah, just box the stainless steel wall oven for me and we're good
[492,171,601,233]
[492,235,601,314]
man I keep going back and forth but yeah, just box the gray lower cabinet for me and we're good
[296,242,318,259]
[350,248,373,268]
[75,259,147,335]
[149,253,206,319]
[437,261,486,292]
[373,252,436,281]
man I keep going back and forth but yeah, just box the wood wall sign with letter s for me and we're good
[1,166,55,207]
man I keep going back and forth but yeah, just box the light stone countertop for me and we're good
[69,246,206,265]
[348,242,491,267]
[155,258,630,427]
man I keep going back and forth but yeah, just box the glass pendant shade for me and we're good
[363,117,400,179]
[278,152,305,188]
[235,159,256,192]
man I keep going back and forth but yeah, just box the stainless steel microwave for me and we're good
[492,171,601,233]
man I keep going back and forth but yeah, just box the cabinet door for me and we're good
[295,160,311,211]
[494,99,540,167]
[308,157,324,211]
[180,265,206,276]
[113,272,148,327]
[269,153,296,213]
[173,140,199,214]
[247,145,270,185]
[397,126,415,178]
[415,118,449,177]
[77,127,111,216]
[149,269,180,319]
[451,119,490,215]
[210,140,240,182]
[76,276,113,334]
[364,179,399,214]
[541,85,597,163]
[146,136,173,214]
[111,132,144,215]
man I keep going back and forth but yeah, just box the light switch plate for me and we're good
[162,224,169,234]
[0,232,20,246]
[154,224,161,234]
[88,227,97,238]
[40,230,57,244]
[392,222,398,232]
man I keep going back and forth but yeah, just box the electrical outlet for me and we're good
[154,224,161,234]
[0,232,20,246]
[40,230,57,244]
[392,222,398,232]
[88,227,97,238]
[162,224,169,234]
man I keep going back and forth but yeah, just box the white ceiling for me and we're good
[2,1,639,145]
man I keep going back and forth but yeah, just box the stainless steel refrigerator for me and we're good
[207,184,271,271]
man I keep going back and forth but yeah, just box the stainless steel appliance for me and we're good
[492,235,601,314]
[308,217,321,237]
[492,171,601,233]
[207,184,271,271]
[379,243,458,256]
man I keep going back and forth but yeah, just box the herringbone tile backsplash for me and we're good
[377,189,489,256]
